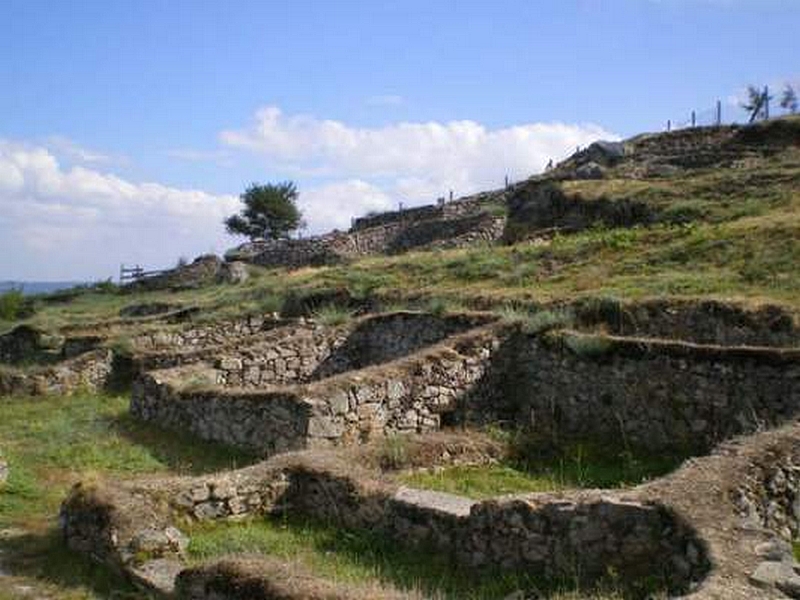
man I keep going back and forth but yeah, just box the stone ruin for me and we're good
[44,297,800,599]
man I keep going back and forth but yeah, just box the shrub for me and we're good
[498,306,573,335]
[563,333,614,358]
[578,296,626,329]
[659,201,707,225]
[523,309,574,334]
[378,434,409,470]
[0,289,28,321]
[91,279,119,294]
[312,304,353,326]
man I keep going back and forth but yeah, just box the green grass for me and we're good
[186,515,654,600]
[0,393,256,528]
[0,144,796,340]
[400,444,684,499]
[0,393,257,599]
[312,303,354,326]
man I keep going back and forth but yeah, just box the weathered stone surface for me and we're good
[216,261,249,284]
[393,486,474,518]
[574,161,605,179]
[0,348,115,397]
[750,560,800,598]
[131,315,497,454]
[476,331,800,453]
[130,558,185,595]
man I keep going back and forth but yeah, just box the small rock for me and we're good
[750,561,800,598]
[755,539,793,562]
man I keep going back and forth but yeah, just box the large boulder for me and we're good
[582,141,625,167]
[574,161,605,180]
[216,261,249,285]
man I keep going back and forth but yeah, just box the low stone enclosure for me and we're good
[131,304,800,458]
[60,422,800,599]
[50,300,800,598]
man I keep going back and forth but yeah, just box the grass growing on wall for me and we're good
[186,515,652,600]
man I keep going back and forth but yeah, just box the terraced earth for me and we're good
[1,117,800,599]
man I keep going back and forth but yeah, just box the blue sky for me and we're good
[1,0,798,280]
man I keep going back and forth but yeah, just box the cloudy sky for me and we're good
[1,0,798,280]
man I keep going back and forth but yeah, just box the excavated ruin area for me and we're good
[58,301,800,599]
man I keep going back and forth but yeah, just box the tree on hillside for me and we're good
[781,85,798,114]
[224,181,305,241]
[741,85,772,123]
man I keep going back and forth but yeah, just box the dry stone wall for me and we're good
[477,331,800,453]
[0,348,114,396]
[60,455,707,596]
[226,191,509,270]
[131,311,800,457]
[0,325,42,364]
[573,298,800,347]
[731,440,800,540]
[131,324,500,455]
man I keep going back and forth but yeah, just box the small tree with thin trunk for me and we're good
[225,181,305,241]
[741,85,770,123]
[781,85,798,114]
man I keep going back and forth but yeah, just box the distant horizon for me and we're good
[2,0,799,280]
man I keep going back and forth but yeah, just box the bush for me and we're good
[524,309,574,334]
[563,333,613,358]
[0,289,29,321]
[312,304,354,326]
[378,434,409,470]
[498,306,573,335]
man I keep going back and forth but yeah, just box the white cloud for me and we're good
[2,109,619,279]
[220,106,617,206]
[0,140,239,280]
[44,135,125,166]
[300,180,393,233]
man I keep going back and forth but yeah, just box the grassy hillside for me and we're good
[0,118,798,599]
[1,120,797,338]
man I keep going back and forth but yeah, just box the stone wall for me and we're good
[309,312,492,380]
[130,325,500,455]
[504,180,655,242]
[125,254,223,292]
[135,313,490,386]
[475,330,800,453]
[572,298,800,347]
[0,325,42,364]
[730,437,800,540]
[131,313,800,457]
[0,348,114,397]
[226,191,509,270]
[61,456,707,596]
[132,313,285,353]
